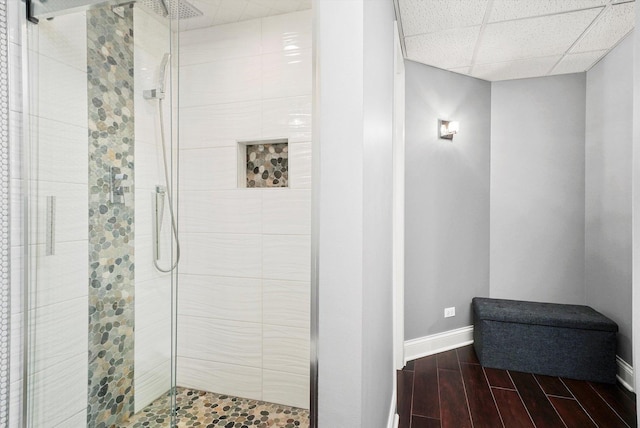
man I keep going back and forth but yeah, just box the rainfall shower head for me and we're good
[138,0,203,20]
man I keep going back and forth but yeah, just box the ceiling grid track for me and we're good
[547,3,611,76]
[468,0,494,76]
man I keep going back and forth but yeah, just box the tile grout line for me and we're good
[532,374,568,428]
[488,385,517,392]
[546,393,578,400]
[558,378,600,428]
[436,359,442,427]
[507,371,537,428]
[481,366,506,428]
[408,368,415,428]
[455,349,475,427]
[585,382,632,428]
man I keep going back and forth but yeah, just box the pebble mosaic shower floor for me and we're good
[127,387,310,428]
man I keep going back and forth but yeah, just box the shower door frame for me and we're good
[0,0,10,426]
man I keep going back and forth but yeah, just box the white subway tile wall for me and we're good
[177,10,312,408]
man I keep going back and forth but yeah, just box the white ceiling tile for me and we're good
[241,2,273,21]
[270,0,304,13]
[405,26,480,70]
[250,0,277,7]
[448,66,471,75]
[399,0,489,37]
[211,0,248,26]
[476,8,602,64]
[296,0,312,11]
[489,0,608,23]
[551,50,607,75]
[471,56,562,81]
[571,3,635,53]
[248,0,299,13]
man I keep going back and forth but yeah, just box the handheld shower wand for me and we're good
[157,52,170,94]
[143,53,171,100]
[146,53,180,272]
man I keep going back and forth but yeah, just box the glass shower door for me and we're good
[22,1,179,426]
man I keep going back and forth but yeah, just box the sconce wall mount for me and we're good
[439,119,459,140]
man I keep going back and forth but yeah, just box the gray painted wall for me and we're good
[490,74,586,304]
[404,61,491,340]
[585,35,633,364]
[316,0,395,426]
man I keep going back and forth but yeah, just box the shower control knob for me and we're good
[110,167,130,205]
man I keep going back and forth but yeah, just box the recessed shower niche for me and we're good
[239,139,289,188]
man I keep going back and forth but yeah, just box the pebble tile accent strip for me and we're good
[127,387,310,428]
[246,142,289,188]
[87,5,136,427]
[0,0,9,425]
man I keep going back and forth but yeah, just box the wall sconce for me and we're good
[439,119,459,140]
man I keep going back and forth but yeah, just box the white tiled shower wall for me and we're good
[177,10,312,409]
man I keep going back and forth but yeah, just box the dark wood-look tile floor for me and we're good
[398,345,637,428]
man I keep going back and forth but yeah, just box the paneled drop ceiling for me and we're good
[177,0,312,31]
[397,0,635,81]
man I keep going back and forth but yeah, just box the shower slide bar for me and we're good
[45,196,55,256]
[152,186,165,262]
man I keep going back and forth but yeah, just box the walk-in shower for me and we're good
[17,0,313,426]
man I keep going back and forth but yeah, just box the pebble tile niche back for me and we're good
[242,139,289,188]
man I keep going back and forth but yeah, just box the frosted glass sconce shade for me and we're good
[439,119,459,140]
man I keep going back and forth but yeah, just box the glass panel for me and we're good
[23,1,179,426]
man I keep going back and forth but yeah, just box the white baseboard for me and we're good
[404,326,474,363]
[616,356,634,392]
[387,388,398,428]
[404,327,634,393]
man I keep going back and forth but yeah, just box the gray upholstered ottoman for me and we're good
[472,297,618,384]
